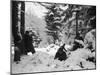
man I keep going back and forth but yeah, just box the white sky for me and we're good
[25,2,48,19]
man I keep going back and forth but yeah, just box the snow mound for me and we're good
[64,48,96,69]
[27,52,33,56]
[84,29,96,50]
[64,44,72,51]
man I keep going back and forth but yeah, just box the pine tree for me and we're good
[44,4,63,43]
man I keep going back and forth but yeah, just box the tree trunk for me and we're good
[12,1,25,55]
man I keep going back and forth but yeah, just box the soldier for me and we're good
[72,33,84,51]
[24,31,35,54]
[54,44,67,61]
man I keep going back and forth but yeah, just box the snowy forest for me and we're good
[11,1,96,74]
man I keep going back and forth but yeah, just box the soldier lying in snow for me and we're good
[72,34,84,51]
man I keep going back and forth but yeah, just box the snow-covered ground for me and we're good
[11,43,96,74]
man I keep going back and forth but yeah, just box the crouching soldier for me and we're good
[54,44,68,61]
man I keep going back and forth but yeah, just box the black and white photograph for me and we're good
[11,0,96,74]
